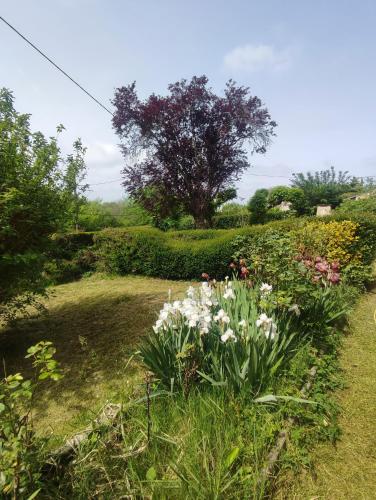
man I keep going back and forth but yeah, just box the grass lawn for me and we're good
[0,274,189,440]
[276,286,376,499]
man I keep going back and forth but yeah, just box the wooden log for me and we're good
[44,402,121,470]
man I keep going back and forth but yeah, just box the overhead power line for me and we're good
[0,14,113,116]
[88,178,123,186]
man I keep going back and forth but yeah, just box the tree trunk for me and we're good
[194,214,211,229]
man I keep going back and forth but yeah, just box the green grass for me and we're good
[0,274,189,439]
[276,286,376,499]
[3,272,370,498]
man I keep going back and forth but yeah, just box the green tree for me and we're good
[63,139,88,231]
[248,189,269,224]
[78,200,120,231]
[0,88,82,322]
[0,89,66,321]
[268,185,307,215]
[291,167,356,208]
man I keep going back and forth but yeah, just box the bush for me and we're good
[212,212,250,228]
[248,189,269,224]
[336,195,376,216]
[0,342,62,497]
[93,220,303,281]
[46,232,96,283]
[94,226,236,280]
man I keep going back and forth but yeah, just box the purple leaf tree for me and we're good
[112,76,276,228]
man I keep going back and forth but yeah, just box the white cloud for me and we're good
[86,142,122,170]
[224,44,293,72]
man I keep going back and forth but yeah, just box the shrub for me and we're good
[0,342,62,498]
[212,212,250,228]
[94,227,236,280]
[336,195,376,216]
[46,232,96,283]
[291,220,360,264]
[248,189,269,224]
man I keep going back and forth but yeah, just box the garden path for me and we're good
[284,286,376,499]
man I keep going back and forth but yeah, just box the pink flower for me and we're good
[304,259,313,268]
[315,261,329,273]
[315,256,322,263]
[328,272,341,284]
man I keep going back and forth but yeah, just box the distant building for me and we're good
[316,205,332,216]
[277,201,292,212]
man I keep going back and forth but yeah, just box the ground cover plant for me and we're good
[0,251,362,497]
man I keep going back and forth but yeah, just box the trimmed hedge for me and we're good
[93,219,308,280]
[48,214,376,283]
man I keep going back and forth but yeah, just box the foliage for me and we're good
[112,75,276,228]
[268,186,291,207]
[0,342,62,498]
[94,226,237,280]
[0,89,66,322]
[292,220,360,265]
[119,198,152,227]
[291,166,357,208]
[335,194,376,216]
[140,279,296,395]
[62,139,89,230]
[46,232,96,284]
[78,200,120,231]
[248,189,269,224]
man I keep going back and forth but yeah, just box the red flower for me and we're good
[240,266,250,278]
[330,261,340,272]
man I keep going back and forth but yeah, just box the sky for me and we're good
[1,0,376,201]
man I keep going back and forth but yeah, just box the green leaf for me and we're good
[253,394,317,405]
[224,447,240,468]
[146,466,157,481]
[27,489,41,500]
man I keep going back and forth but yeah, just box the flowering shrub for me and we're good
[292,220,360,265]
[140,279,296,396]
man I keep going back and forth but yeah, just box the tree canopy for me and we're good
[0,88,84,322]
[291,167,357,208]
[112,75,276,227]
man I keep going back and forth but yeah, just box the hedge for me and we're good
[93,219,308,280]
[47,214,376,283]
[94,214,376,280]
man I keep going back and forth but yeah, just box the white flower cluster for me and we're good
[153,282,217,336]
[153,280,279,344]
[260,282,273,296]
[256,313,277,340]
[223,280,235,300]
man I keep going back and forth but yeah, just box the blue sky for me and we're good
[1,0,376,201]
